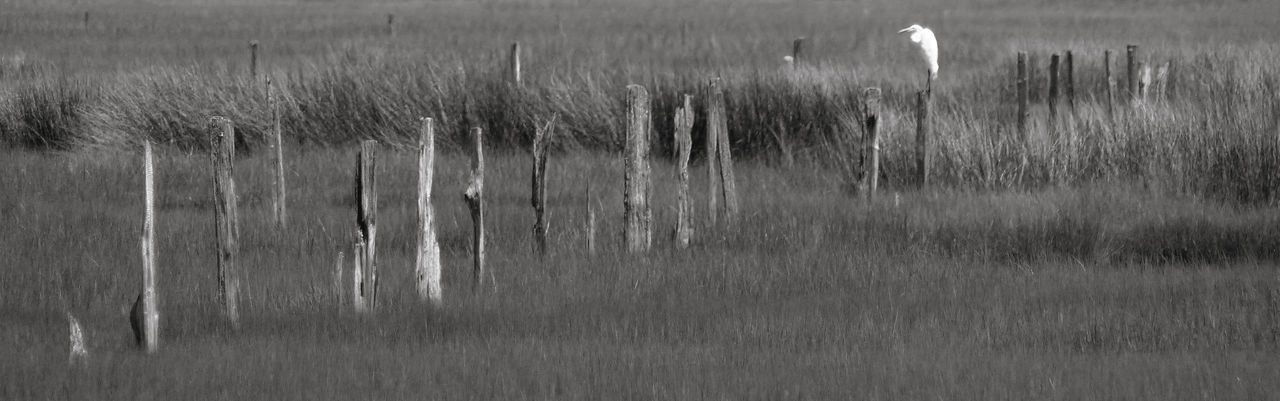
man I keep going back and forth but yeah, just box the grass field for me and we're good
[3,0,1280,399]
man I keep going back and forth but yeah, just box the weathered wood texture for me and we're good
[1105,50,1115,121]
[1065,51,1076,114]
[67,312,88,364]
[705,80,721,226]
[1126,45,1138,102]
[249,40,258,79]
[586,181,596,256]
[210,117,240,327]
[624,84,653,253]
[531,116,556,255]
[862,88,882,199]
[1049,54,1060,127]
[416,118,442,306]
[267,78,287,228]
[792,37,805,66]
[356,140,378,311]
[141,141,159,352]
[1016,52,1029,142]
[510,42,522,86]
[673,94,694,248]
[464,127,488,291]
[712,81,740,221]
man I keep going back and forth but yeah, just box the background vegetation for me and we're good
[2,0,1280,399]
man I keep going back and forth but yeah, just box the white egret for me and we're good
[898,24,938,93]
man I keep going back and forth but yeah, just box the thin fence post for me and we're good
[463,127,488,291]
[531,115,556,256]
[140,141,159,352]
[674,94,694,248]
[334,251,345,309]
[791,37,805,67]
[1017,52,1029,142]
[267,78,286,228]
[356,141,378,311]
[209,117,240,327]
[863,88,881,199]
[510,42,521,86]
[706,77,738,223]
[705,79,722,227]
[915,91,931,187]
[416,118,442,306]
[623,84,653,253]
[386,14,395,38]
[249,40,259,80]
[352,240,365,312]
[1065,50,1076,116]
[1048,54,1060,129]
[1126,44,1138,102]
[1105,50,1115,123]
[585,181,596,256]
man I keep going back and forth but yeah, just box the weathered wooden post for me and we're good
[624,84,653,253]
[210,117,240,327]
[463,127,488,291]
[352,241,365,312]
[1126,45,1138,102]
[267,78,287,228]
[714,88,740,222]
[792,37,806,67]
[1017,52,1029,142]
[1065,51,1076,116]
[1153,61,1171,100]
[334,250,345,308]
[67,312,88,364]
[386,14,395,38]
[249,40,259,80]
[1138,62,1151,103]
[531,115,556,256]
[673,94,694,248]
[585,181,596,256]
[1166,59,1177,101]
[356,140,378,311]
[862,88,882,199]
[915,91,931,186]
[140,141,159,352]
[1105,50,1115,122]
[705,79,722,226]
[416,118,442,306]
[1048,53,1060,128]
[509,42,522,86]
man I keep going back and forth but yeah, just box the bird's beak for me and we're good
[897,27,912,33]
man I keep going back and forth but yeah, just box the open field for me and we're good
[3,0,1280,399]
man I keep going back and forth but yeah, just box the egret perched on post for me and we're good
[898,24,938,94]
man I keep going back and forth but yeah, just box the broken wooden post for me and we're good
[1065,51,1076,115]
[510,42,522,86]
[352,241,365,312]
[711,81,740,221]
[915,91,931,187]
[249,40,259,80]
[463,127,488,291]
[267,78,286,228]
[416,118,442,306]
[1126,45,1138,102]
[705,79,722,227]
[792,37,806,67]
[673,94,694,248]
[210,117,240,327]
[356,140,378,311]
[863,88,882,199]
[67,312,88,364]
[1048,53,1060,128]
[531,115,556,256]
[623,84,653,253]
[1105,50,1115,122]
[1017,52,1029,142]
[140,141,159,352]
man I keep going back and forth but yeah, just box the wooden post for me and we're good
[915,91,931,186]
[1016,52,1029,142]
[1065,51,1076,115]
[705,79,722,227]
[1153,61,1170,100]
[386,14,395,38]
[713,84,740,221]
[585,181,596,256]
[623,84,653,253]
[673,94,694,248]
[352,241,365,312]
[863,88,881,199]
[509,42,521,86]
[531,115,556,256]
[267,78,286,228]
[140,141,159,352]
[791,37,805,67]
[334,251,345,308]
[416,118,442,306]
[210,117,240,327]
[463,127,488,291]
[1126,45,1138,102]
[1048,53,1060,128]
[1167,59,1177,101]
[67,313,88,364]
[1105,50,1115,122]
[356,140,378,311]
[249,41,259,80]
[1138,62,1151,103]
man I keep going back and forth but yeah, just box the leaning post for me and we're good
[705,79,722,227]
[416,118,442,306]
[210,117,240,327]
[623,84,653,253]
[531,115,557,256]
[673,94,695,248]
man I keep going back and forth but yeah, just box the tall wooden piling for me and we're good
[356,141,378,310]
[623,84,653,253]
[531,115,556,256]
[416,118,442,306]
[140,142,159,352]
[463,128,488,291]
[267,79,286,228]
[673,94,695,248]
[210,117,240,326]
[1016,52,1029,142]
[705,80,722,226]
[863,88,882,199]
